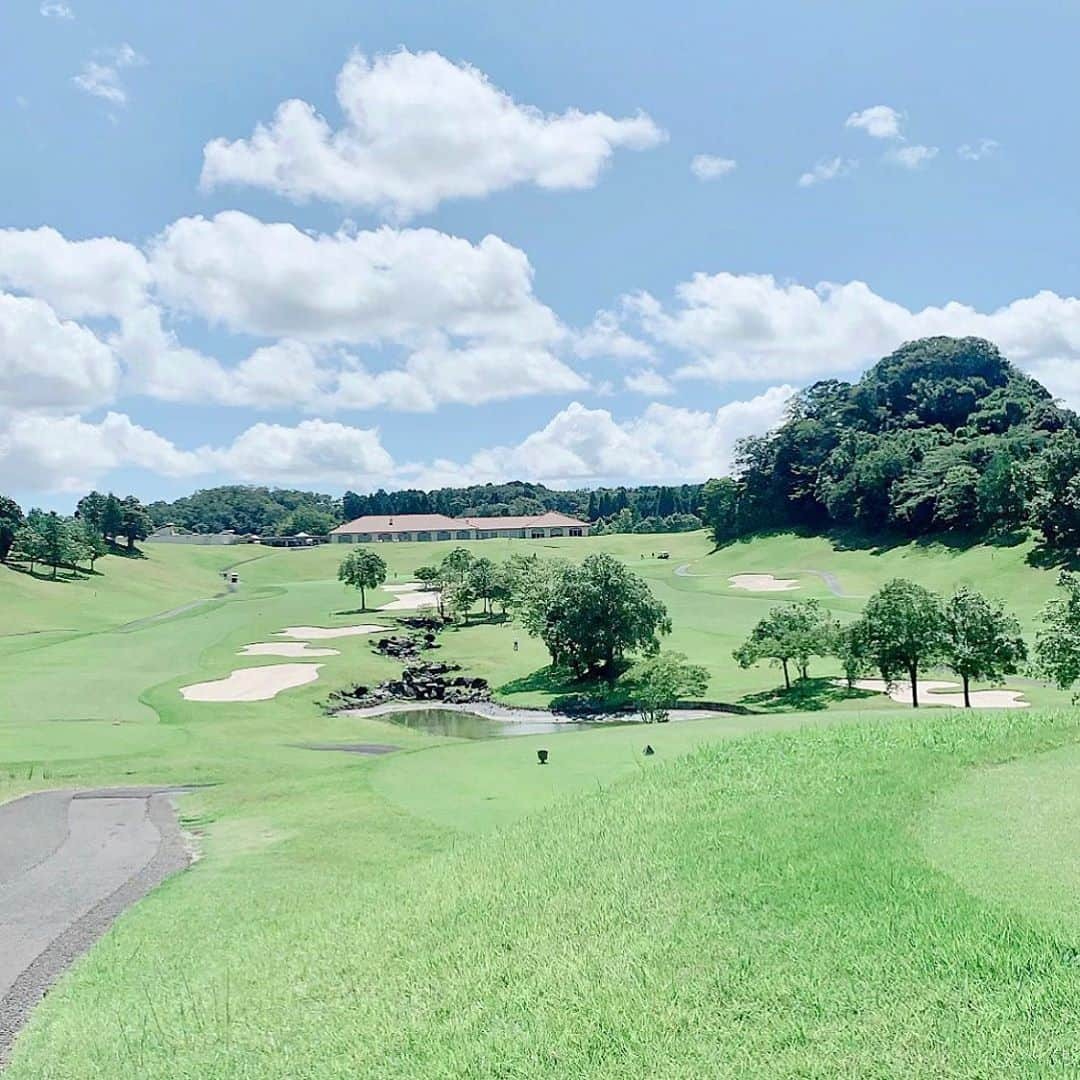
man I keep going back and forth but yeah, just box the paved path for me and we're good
[0,787,191,1061]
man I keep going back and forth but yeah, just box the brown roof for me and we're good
[331,514,465,535]
[330,511,589,535]
[465,512,588,530]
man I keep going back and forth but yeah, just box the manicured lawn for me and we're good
[2,530,1078,1076]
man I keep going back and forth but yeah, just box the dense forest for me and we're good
[146,482,704,536]
[700,336,1078,549]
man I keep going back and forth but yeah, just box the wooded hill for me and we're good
[701,336,1080,550]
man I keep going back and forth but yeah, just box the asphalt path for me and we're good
[0,787,191,1062]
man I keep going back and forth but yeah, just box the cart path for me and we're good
[0,787,192,1062]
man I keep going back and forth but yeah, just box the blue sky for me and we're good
[3,0,1080,509]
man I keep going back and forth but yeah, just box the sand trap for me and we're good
[729,573,801,592]
[383,581,424,593]
[846,678,1029,709]
[276,625,386,639]
[379,591,440,611]
[181,664,322,702]
[238,642,340,658]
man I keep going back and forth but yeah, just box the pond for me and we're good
[383,707,609,740]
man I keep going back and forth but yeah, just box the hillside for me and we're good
[701,336,1078,549]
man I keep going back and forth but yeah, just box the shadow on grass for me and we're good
[497,664,630,712]
[739,676,879,713]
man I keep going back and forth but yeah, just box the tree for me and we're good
[442,580,476,624]
[940,586,1027,707]
[622,651,708,723]
[733,599,835,689]
[274,507,338,536]
[0,495,24,563]
[337,549,388,611]
[76,491,109,538]
[102,494,123,542]
[1035,571,1080,693]
[861,579,945,708]
[119,496,152,551]
[467,557,498,615]
[439,547,474,585]
[517,553,671,681]
[76,519,109,571]
[414,564,441,590]
[12,523,46,573]
[833,620,872,689]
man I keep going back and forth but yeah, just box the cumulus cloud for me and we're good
[415,388,796,488]
[0,411,207,492]
[40,2,74,18]
[0,226,150,318]
[845,104,903,139]
[0,293,118,411]
[886,144,938,169]
[607,272,1080,390]
[958,138,999,161]
[200,48,665,218]
[797,157,857,187]
[690,155,737,181]
[72,44,145,107]
[573,309,655,361]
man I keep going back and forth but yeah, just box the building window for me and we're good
[437,531,451,540]
[531,530,545,539]
[417,532,431,541]
[549,528,564,537]
[569,528,582,537]
[457,531,471,539]
[378,534,392,542]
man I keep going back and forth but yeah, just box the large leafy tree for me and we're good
[0,495,24,563]
[517,552,671,681]
[733,599,835,689]
[940,586,1026,707]
[622,651,708,723]
[1035,571,1080,693]
[76,491,109,538]
[337,549,388,611]
[118,496,152,551]
[860,579,945,708]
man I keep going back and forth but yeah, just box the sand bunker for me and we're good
[181,664,322,702]
[238,642,340,658]
[383,581,424,593]
[846,678,1029,709]
[729,573,801,592]
[379,591,440,611]
[276,625,386,639]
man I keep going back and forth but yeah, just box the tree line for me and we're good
[0,491,152,577]
[700,336,1080,551]
[735,574,1080,707]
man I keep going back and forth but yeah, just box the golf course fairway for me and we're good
[3,530,1080,1076]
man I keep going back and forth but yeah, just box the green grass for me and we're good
[3,530,1080,1076]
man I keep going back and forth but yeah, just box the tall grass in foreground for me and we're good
[11,708,1080,1078]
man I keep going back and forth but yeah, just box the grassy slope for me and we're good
[3,530,1078,1076]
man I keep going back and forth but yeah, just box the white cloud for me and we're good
[0,226,149,318]
[150,212,560,346]
[573,309,655,361]
[958,138,999,161]
[797,157,857,187]
[72,44,145,107]
[417,388,795,488]
[886,144,938,169]
[690,155,737,181]
[40,2,74,18]
[0,293,118,411]
[0,411,207,492]
[219,418,394,484]
[624,369,674,396]
[614,272,1080,389]
[845,105,903,139]
[200,48,665,218]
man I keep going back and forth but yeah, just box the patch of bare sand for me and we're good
[846,678,1029,709]
[383,581,423,593]
[379,591,440,611]
[180,664,322,702]
[276,625,386,639]
[238,642,340,658]
[729,573,801,592]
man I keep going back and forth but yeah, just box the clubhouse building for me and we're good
[330,512,590,544]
